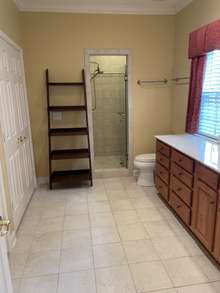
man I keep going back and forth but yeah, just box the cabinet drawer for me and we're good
[155,176,169,201]
[156,140,170,158]
[172,150,194,174]
[171,175,192,206]
[171,162,193,188]
[170,191,191,225]
[155,163,169,184]
[196,163,219,190]
[156,152,170,169]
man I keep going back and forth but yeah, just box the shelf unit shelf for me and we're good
[49,106,86,112]
[46,69,93,189]
[50,149,89,160]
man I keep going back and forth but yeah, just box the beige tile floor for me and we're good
[9,177,220,293]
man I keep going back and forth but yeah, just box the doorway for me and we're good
[0,31,36,231]
[84,49,133,175]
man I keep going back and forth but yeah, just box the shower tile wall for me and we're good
[90,56,126,158]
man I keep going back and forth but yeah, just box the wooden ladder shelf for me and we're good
[46,69,93,189]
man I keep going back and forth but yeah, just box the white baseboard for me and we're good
[133,169,139,177]
[37,176,49,185]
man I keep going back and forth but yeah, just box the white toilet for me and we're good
[134,153,156,186]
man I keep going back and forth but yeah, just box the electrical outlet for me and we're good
[52,112,62,121]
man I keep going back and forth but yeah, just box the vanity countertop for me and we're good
[155,134,220,173]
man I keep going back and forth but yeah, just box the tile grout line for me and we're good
[89,178,106,293]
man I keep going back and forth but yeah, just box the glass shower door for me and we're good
[117,69,128,168]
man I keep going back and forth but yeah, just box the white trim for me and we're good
[14,1,192,15]
[37,177,49,185]
[15,6,176,15]
[7,231,16,252]
[84,49,134,176]
[13,0,24,10]
[0,30,37,230]
[175,0,193,13]
[0,31,37,189]
[0,31,21,52]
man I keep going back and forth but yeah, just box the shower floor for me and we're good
[95,155,124,169]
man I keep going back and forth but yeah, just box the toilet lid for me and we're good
[135,153,155,163]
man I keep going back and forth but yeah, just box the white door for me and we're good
[0,33,36,230]
[0,161,13,293]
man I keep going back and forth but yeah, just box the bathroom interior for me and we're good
[2,1,220,293]
[89,55,128,170]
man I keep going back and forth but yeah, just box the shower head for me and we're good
[90,62,104,79]
[97,65,104,75]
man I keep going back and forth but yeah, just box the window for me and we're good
[199,50,220,139]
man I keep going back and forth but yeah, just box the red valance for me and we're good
[188,19,220,59]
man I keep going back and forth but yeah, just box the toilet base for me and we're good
[137,172,154,187]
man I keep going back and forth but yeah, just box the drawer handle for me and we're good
[160,147,164,151]
[178,172,183,177]
[159,185,163,189]
[176,205,181,209]
[178,158,183,163]
[159,171,163,175]
[210,201,216,205]
[160,158,163,162]
[177,187,182,192]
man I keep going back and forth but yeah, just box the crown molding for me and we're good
[175,0,193,13]
[13,0,24,10]
[15,6,176,15]
[14,0,192,15]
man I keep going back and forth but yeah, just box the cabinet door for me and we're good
[214,201,220,262]
[192,179,217,251]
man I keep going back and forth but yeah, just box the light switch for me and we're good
[52,112,62,121]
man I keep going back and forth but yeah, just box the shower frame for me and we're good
[84,49,133,175]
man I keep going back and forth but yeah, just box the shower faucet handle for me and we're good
[117,112,126,120]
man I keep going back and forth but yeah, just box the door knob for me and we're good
[19,136,23,143]
[0,216,10,237]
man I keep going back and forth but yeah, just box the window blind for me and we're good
[199,50,220,139]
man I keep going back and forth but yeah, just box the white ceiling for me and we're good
[15,0,193,15]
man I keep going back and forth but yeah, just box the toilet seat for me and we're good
[135,153,155,163]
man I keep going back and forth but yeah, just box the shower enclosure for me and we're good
[89,55,128,170]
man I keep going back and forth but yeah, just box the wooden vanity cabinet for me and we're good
[155,139,220,265]
[192,179,217,251]
[155,141,170,202]
[214,198,220,262]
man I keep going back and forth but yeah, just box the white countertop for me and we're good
[155,134,220,173]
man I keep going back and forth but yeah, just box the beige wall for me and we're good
[171,0,220,133]
[21,13,175,177]
[0,0,23,232]
[0,0,22,46]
